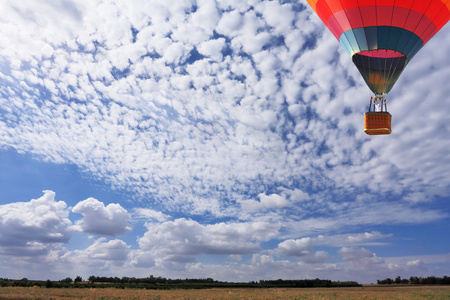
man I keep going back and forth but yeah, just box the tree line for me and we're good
[88,275,360,288]
[0,276,360,289]
[87,275,216,285]
[3,275,449,289]
[377,276,450,285]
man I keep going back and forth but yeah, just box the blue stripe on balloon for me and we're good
[339,26,423,61]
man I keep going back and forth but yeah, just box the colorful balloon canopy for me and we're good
[307,0,450,94]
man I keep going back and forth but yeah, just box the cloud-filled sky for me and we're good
[0,0,449,283]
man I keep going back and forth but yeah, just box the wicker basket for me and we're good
[364,112,392,135]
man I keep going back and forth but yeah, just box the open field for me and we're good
[0,285,449,299]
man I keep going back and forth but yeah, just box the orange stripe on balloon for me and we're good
[306,0,319,13]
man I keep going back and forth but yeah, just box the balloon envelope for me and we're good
[307,0,450,94]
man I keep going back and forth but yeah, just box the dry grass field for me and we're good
[0,285,449,299]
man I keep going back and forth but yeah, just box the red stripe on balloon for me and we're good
[357,50,405,58]
[315,0,449,36]
[325,6,437,43]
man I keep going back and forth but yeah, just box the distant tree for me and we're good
[45,280,53,288]
[377,278,394,284]
[377,276,450,285]
[156,276,166,284]
[409,276,420,284]
[60,277,73,283]
[74,276,83,283]
[424,276,437,284]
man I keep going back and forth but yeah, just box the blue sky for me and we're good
[0,0,449,283]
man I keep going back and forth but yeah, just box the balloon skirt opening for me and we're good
[364,112,392,135]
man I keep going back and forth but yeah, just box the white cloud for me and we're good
[403,260,429,275]
[277,237,313,257]
[197,38,226,61]
[346,232,387,244]
[190,0,220,34]
[256,1,295,34]
[239,193,290,212]
[258,193,289,208]
[0,190,447,283]
[73,237,130,267]
[281,202,446,239]
[71,198,131,236]
[314,232,393,247]
[0,190,71,257]
[133,208,170,222]
[238,189,310,213]
[137,218,280,266]
[276,237,329,264]
[286,189,310,202]
[339,247,384,265]
[403,192,431,204]
[247,253,336,281]
[216,10,243,36]
[129,250,156,268]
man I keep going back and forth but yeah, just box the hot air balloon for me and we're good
[306,0,450,135]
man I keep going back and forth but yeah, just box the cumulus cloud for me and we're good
[0,190,71,257]
[129,250,156,268]
[275,237,329,264]
[73,238,130,267]
[137,218,280,266]
[71,198,131,236]
[238,188,311,213]
[197,38,226,61]
[239,193,289,212]
[258,193,290,209]
[247,253,337,281]
[277,238,313,257]
[339,247,384,265]
[315,232,393,247]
